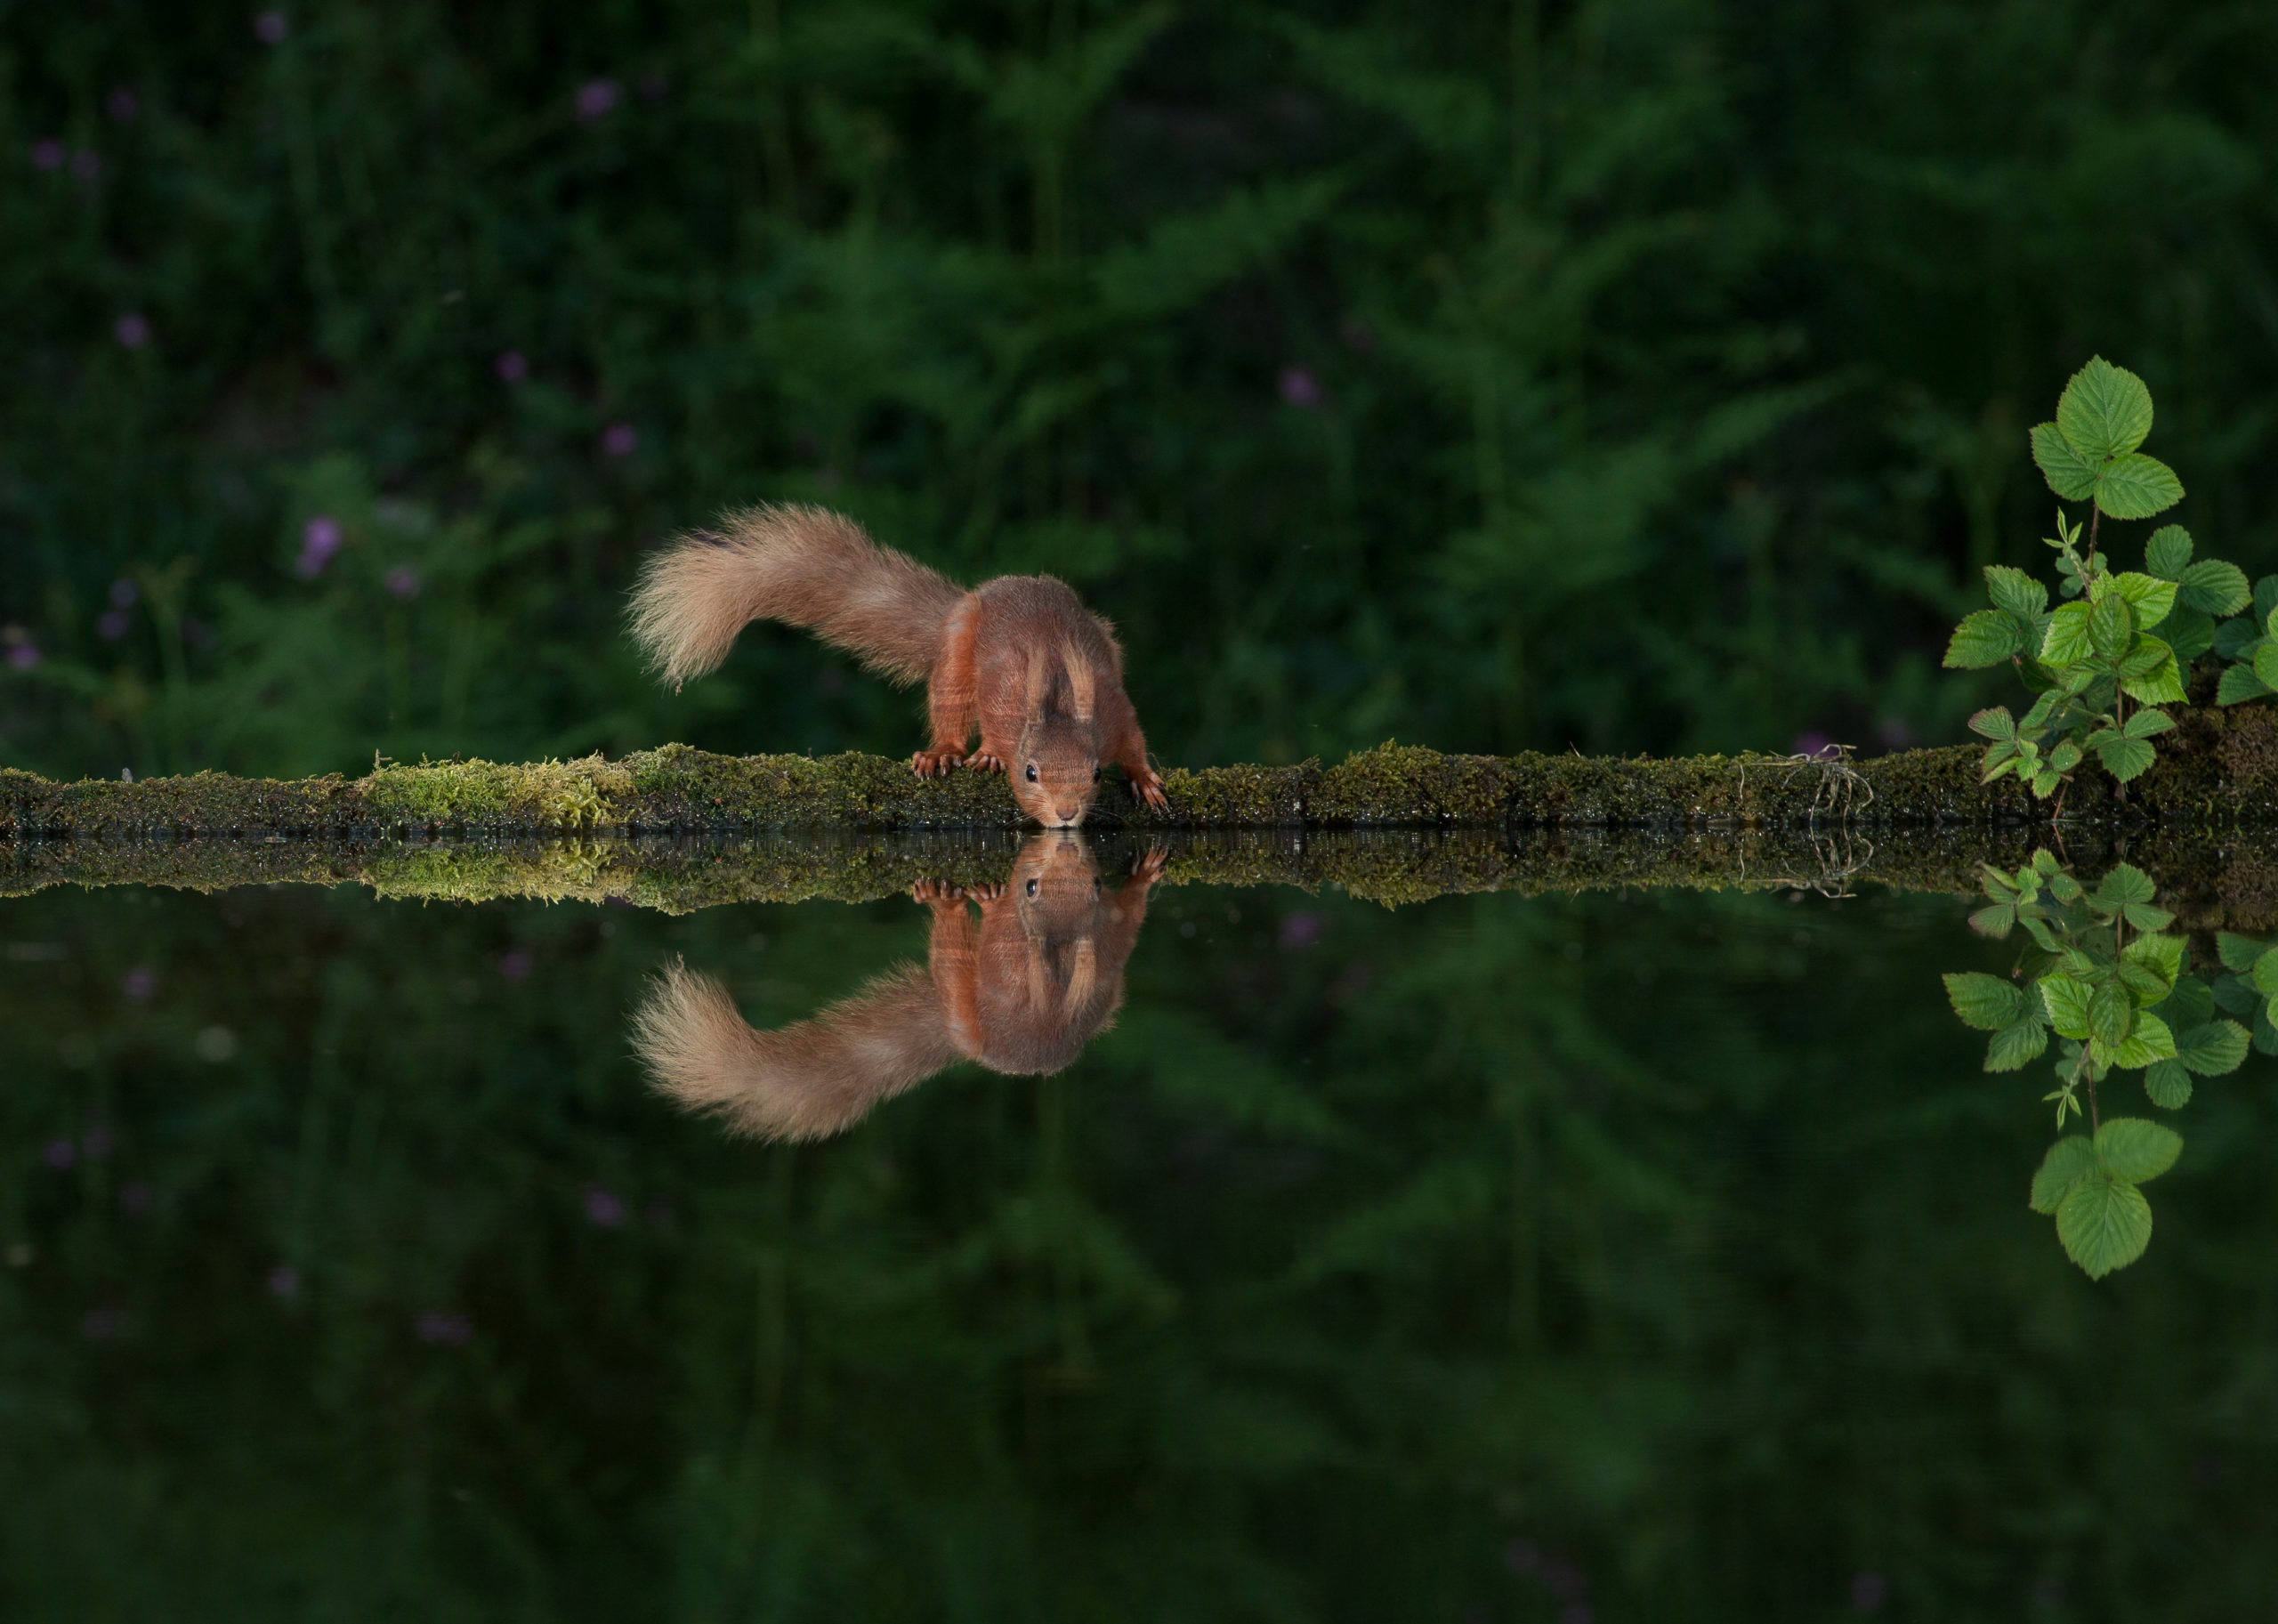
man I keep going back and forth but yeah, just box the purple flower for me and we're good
[576,78,621,121]
[1277,366,1322,408]
[69,149,101,181]
[4,642,36,671]
[107,88,141,123]
[267,1264,301,1298]
[494,349,528,383]
[254,11,289,44]
[416,1310,472,1345]
[498,948,532,982]
[384,566,421,601]
[1279,909,1325,949]
[114,311,150,350]
[296,514,343,579]
[97,609,130,640]
[43,1139,76,1170]
[122,965,157,1001]
[1791,730,1833,760]
[600,422,638,458]
[584,1185,626,1227]
[30,139,64,172]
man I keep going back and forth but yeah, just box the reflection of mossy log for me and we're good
[7,821,2278,929]
[7,707,2278,843]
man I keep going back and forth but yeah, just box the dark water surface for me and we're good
[4,836,2274,1620]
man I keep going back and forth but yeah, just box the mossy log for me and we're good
[9,703,2278,844]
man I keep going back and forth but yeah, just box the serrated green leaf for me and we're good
[2056,1175,2153,1278]
[1967,707,2017,742]
[2145,1058,2194,1109]
[2217,662,2273,706]
[1987,1018,2050,1072]
[2048,740,2082,772]
[2112,572,2176,629]
[2095,733,2156,782]
[2056,356,2155,461]
[2161,605,2216,662]
[2121,930,2185,984]
[2040,974,2093,1039]
[2088,593,2133,661]
[2154,975,2213,1029]
[2217,933,2267,974]
[2096,453,2185,521]
[2212,972,2258,1017]
[2176,1018,2250,1078]
[2097,1116,2183,1181]
[2040,596,2086,669]
[2032,422,2100,501]
[2020,914,2062,952]
[2120,707,2174,739]
[2048,870,2083,901]
[1984,565,2048,625]
[1969,903,2016,938]
[2088,980,2133,1046]
[2145,525,2193,580]
[2095,864,2155,907]
[2116,959,2172,1006]
[2117,647,2185,706]
[2254,951,2278,998]
[2259,575,2278,624]
[2177,558,2250,617]
[2254,643,2278,694]
[2121,902,2174,933]
[2107,1010,2177,1068]
[2030,1135,2098,1214]
[1943,972,2024,1030]
[1945,610,2023,668]
[2215,616,2262,659]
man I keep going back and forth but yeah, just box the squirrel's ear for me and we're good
[1024,646,1051,715]
[1061,643,1095,721]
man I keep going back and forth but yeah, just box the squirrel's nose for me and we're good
[1053,805,1083,826]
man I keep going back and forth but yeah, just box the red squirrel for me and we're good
[627,505,1168,826]
[632,835,1167,1141]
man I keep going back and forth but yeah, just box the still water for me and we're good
[2,832,2272,1619]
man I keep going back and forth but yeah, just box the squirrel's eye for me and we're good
[1024,763,1038,783]
[1092,766,1101,782]
[1025,878,1039,897]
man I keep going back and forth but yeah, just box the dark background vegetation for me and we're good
[8,0,2278,780]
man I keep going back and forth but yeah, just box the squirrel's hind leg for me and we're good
[912,599,982,780]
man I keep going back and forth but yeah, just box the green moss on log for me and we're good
[11,707,2278,844]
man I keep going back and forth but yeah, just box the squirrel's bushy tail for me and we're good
[631,958,958,1142]
[627,505,965,689]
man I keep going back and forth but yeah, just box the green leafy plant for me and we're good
[1944,359,2250,809]
[1943,851,2250,1278]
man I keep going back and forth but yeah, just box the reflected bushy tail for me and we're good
[631,958,958,1142]
[626,504,966,689]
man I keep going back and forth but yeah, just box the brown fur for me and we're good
[630,835,1166,1141]
[626,505,1167,826]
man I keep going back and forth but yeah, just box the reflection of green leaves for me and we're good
[2028,1135,2097,1214]
[2056,1175,2153,1279]
[1985,1020,2049,1072]
[1943,972,2023,1030]
[2096,1117,2183,1181]
[2176,1019,2250,1077]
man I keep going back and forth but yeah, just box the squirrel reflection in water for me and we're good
[633,834,1167,1141]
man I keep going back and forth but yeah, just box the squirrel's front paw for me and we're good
[911,749,964,780]
[1129,766,1169,812]
[966,753,1006,775]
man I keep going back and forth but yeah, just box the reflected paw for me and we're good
[1132,843,1170,883]
[910,877,962,904]
[965,881,1007,903]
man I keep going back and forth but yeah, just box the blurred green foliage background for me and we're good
[8,0,2278,780]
